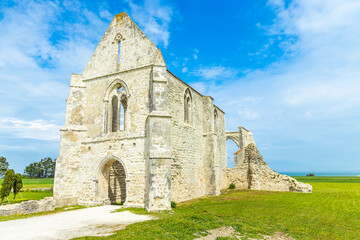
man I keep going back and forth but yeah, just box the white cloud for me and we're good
[193,0,360,171]
[99,10,113,20]
[236,108,260,120]
[0,1,109,120]
[192,49,199,60]
[181,67,188,73]
[0,118,61,141]
[0,144,38,151]
[192,66,237,80]
[126,0,173,47]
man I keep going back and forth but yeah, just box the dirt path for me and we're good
[0,205,153,240]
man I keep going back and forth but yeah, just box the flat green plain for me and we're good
[1,177,360,239]
[0,178,54,189]
[77,176,360,240]
[0,178,54,204]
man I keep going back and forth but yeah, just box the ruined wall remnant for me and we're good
[225,142,312,193]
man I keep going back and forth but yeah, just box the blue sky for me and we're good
[1,0,360,174]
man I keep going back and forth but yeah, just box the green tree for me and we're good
[13,173,23,200]
[0,156,9,178]
[40,157,54,178]
[0,169,14,204]
[24,158,56,178]
[24,162,37,178]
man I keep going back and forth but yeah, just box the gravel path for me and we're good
[0,205,153,240]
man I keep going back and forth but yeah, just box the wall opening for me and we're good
[105,81,129,134]
[118,41,121,64]
[184,88,192,124]
[98,159,127,204]
[214,109,218,133]
[108,161,126,204]
[226,139,239,168]
[111,96,119,132]
[120,102,125,131]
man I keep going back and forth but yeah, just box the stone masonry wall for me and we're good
[225,143,312,193]
[167,72,227,202]
[0,197,56,216]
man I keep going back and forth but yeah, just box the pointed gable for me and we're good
[82,12,165,79]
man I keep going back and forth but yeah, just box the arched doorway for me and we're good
[226,139,239,168]
[225,132,241,168]
[97,158,127,204]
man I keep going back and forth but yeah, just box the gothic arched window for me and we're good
[114,33,125,65]
[104,80,129,134]
[184,88,192,124]
[214,109,218,133]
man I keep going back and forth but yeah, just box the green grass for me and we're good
[0,178,54,189]
[76,176,360,240]
[1,190,53,204]
[0,178,54,204]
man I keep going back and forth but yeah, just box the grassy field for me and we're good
[76,176,360,240]
[0,178,54,189]
[0,178,53,204]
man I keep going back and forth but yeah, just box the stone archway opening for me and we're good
[226,139,239,168]
[98,159,127,205]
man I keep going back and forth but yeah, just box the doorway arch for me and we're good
[226,132,241,168]
[96,156,127,204]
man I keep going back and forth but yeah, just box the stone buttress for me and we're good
[145,54,172,211]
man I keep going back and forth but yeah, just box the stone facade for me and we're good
[54,13,311,212]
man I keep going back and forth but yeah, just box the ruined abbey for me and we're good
[53,13,312,212]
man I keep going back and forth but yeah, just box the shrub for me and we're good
[306,173,315,176]
[229,183,236,189]
[1,169,15,204]
[171,201,177,209]
[13,173,23,200]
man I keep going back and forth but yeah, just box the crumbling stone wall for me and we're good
[225,143,312,193]
[0,197,56,216]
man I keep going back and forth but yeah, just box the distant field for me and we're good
[0,178,54,189]
[0,178,54,204]
[293,176,360,183]
[77,176,360,240]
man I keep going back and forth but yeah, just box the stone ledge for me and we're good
[0,197,56,216]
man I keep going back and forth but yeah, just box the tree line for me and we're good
[24,157,56,178]
[0,156,56,178]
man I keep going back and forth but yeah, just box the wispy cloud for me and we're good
[192,66,238,80]
[0,1,114,171]
[193,49,199,60]
[0,118,61,141]
[126,0,173,47]
[195,0,360,170]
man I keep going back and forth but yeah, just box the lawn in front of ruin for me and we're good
[0,178,53,205]
[78,176,360,240]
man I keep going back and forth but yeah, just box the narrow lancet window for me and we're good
[120,102,125,131]
[184,88,192,124]
[214,109,218,132]
[111,96,118,132]
[118,41,121,64]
